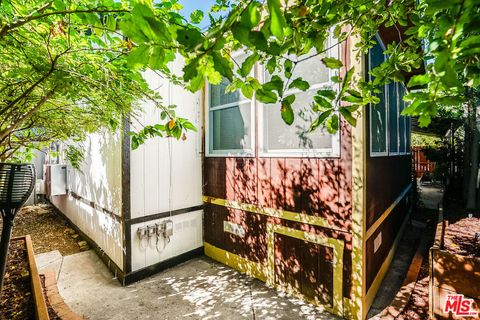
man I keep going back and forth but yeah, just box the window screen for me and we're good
[207,54,254,156]
[405,102,411,153]
[261,47,337,155]
[263,90,333,151]
[369,40,387,154]
[388,82,398,153]
[398,84,406,153]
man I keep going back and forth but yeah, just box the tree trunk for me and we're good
[466,101,480,209]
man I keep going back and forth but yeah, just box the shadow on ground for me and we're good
[36,250,339,320]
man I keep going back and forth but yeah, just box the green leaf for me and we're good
[313,95,333,111]
[176,28,203,49]
[190,10,204,24]
[267,0,286,39]
[240,53,259,77]
[407,74,430,88]
[339,67,354,96]
[266,57,277,74]
[241,84,254,99]
[342,95,363,103]
[309,110,332,132]
[212,52,234,81]
[127,45,149,69]
[183,57,200,82]
[281,101,294,125]
[288,78,310,91]
[284,59,293,78]
[417,114,431,127]
[256,89,278,104]
[232,24,253,46]
[106,15,116,30]
[339,107,357,126]
[441,64,462,88]
[322,57,343,69]
[263,75,284,95]
[317,89,337,100]
[326,114,339,134]
[183,121,197,131]
[241,2,261,28]
[283,94,296,105]
[331,75,341,83]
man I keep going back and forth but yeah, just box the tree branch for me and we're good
[0,7,129,38]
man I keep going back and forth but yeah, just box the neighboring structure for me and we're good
[44,32,414,320]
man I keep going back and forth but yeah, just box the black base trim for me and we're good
[123,246,204,285]
[48,199,126,283]
[128,205,204,225]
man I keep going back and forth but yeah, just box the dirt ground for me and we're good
[444,216,480,258]
[396,247,430,320]
[0,204,82,256]
[0,238,35,320]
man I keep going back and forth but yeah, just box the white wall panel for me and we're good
[130,63,203,219]
[50,130,124,270]
[130,210,203,272]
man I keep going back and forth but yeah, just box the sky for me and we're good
[179,0,217,29]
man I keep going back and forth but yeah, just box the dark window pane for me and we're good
[210,78,243,108]
[389,82,398,153]
[210,104,251,151]
[369,39,387,154]
[398,85,406,152]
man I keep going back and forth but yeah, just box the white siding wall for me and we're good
[50,130,124,269]
[130,210,203,272]
[129,60,203,271]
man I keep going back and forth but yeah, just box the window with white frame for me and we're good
[206,54,255,156]
[369,35,411,157]
[259,41,340,157]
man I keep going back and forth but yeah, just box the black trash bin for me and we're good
[0,163,35,292]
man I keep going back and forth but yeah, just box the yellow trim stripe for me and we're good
[266,224,345,316]
[348,30,366,320]
[204,222,346,317]
[365,211,411,311]
[204,242,268,282]
[202,196,347,233]
[365,184,412,240]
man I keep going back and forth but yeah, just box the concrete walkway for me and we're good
[36,250,339,320]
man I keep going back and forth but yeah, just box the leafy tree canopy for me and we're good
[129,0,478,131]
[0,0,194,163]
[1,0,478,163]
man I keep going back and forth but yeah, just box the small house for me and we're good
[44,29,414,320]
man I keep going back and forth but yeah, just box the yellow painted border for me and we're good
[349,32,366,320]
[204,242,268,282]
[266,224,345,316]
[202,196,347,233]
[204,224,347,317]
[365,210,411,311]
[365,184,412,240]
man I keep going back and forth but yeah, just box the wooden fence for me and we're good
[413,146,436,178]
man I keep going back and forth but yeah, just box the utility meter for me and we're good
[163,220,174,238]
[137,226,147,239]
